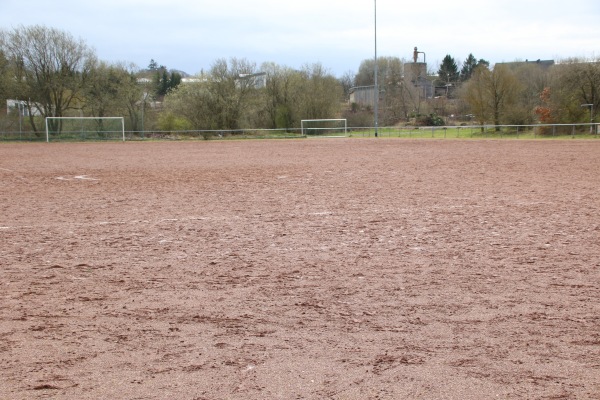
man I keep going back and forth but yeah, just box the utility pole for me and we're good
[374,0,378,137]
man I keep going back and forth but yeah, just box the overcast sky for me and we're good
[1,0,598,76]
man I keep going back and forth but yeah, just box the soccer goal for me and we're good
[45,117,125,142]
[301,119,347,137]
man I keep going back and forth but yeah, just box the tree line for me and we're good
[0,25,341,137]
[346,54,599,130]
[1,25,599,138]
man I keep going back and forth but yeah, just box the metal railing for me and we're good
[1,123,599,142]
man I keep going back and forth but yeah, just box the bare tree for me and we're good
[297,63,343,121]
[163,80,214,134]
[162,58,260,134]
[85,62,143,131]
[354,56,403,88]
[550,58,600,124]
[461,64,520,129]
[208,58,260,130]
[339,70,355,102]
[508,63,550,124]
[0,25,96,134]
[260,62,304,130]
[0,49,11,100]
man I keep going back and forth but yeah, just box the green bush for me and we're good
[158,113,194,132]
[415,113,445,126]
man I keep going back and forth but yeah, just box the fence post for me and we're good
[572,125,575,139]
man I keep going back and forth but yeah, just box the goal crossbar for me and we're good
[45,117,125,142]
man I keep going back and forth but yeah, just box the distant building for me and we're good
[496,59,555,69]
[6,99,43,116]
[404,62,434,99]
[349,86,377,106]
[181,77,203,84]
[349,48,433,107]
[237,72,267,89]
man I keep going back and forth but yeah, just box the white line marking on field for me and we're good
[55,175,99,181]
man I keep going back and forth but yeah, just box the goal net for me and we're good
[45,117,125,142]
[301,119,347,137]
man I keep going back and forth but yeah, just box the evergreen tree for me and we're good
[437,55,459,85]
[159,69,170,95]
[153,68,182,97]
[460,54,478,81]
[460,54,490,81]
[169,71,182,89]
[148,59,159,71]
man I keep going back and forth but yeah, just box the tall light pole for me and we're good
[374,0,378,137]
[581,103,594,134]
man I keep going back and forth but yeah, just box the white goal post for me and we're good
[45,117,125,142]
[301,119,347,137]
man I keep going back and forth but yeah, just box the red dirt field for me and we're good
[0,139,599,399]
